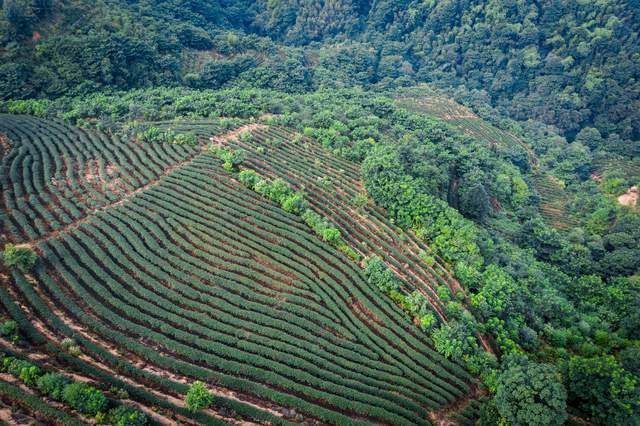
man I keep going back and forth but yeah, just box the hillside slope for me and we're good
[0,114,479,424]
[394,90,581,230]
[1,85,639,425]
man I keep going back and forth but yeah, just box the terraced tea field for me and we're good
[394,95,530,156]
[164,122,471,322]
[532,175,577,229]
[0,115,478,425]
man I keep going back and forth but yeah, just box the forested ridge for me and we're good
[0,0,639,425]
[2,0,639,154]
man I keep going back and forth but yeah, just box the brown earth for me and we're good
[618,186,638,208]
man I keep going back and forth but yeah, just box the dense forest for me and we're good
[1,0,639,425]
[2,0,639,154]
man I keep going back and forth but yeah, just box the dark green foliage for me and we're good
[2,243,37,272]
[36,373,70,400]
[619,347,640,377]
[476,398,501,426]
[0,24,638,420]
[0,116,475,424]
[459,182,491,222]
[362,143,482,267]
[238,169,260,188]
[186,56,257,90]
[496,360,567,426]
[431,321,477,362]
[1,0,50,39]
[106,405,148,426]
[564,355,640,424]
[62,382,108,416]
[1,0,639,159]
[0,380,85,426]
[245,0,640,152]
[0,320,17,338]
[363,256,401,294]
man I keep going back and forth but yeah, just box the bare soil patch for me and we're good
[208,123,268,149]
[618,186,638,208]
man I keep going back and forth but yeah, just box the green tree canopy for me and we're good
[496,360,568,426]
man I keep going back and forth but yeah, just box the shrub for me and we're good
[109,387,130,400]
[61,338,82,356]
[213,147,246,171]
[301,209,322,228]
[4,358,40,386]
[353,192,369,210]
[317,176,331,189]
[163,128,176,143]
[254,178,270,196]
[337,241,360,261]
[60,337,76,350]
[238,130,252,143]
[266,178,291,203]
[2,244,38,272]
[420,313,437,331]
[0,320,17,337]
[4,99,50,117]
[139,127,162,143]
[63,382,108,416]
[363,256,401,294]
[432,321,478,361]
[174,132,197,145]
[405,290,429,316]
[0,354,11,372]
[37,373,70,400]
[302,209,341,243]
[106,405,148,426]
[419,251,436,267]
[281,193,306,214]
[238,170,260,189]
[321,227,341,243]
[19,365,41,387]
[68,345,82,356]
[185,381,213,412]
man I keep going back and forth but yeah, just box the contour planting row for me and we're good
[0,117,473,423]
[203,148,448,319]
[234,126,458,286]
[174,159,470,382]
[533,173,576,229]
[159,159,468,379]
[268,126,462,285]
[27,156,471,424]
[0,115,221,242]
[1,283,272,425]
[0,379,86,426]
[243,131,447,292]
[222,127,457,314]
